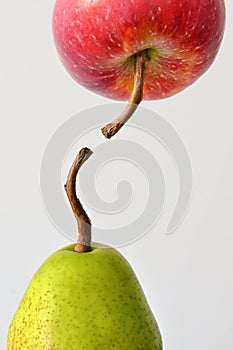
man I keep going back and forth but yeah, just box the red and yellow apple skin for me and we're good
[52,0,225,101]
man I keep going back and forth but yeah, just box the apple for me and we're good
[52,0,225,137]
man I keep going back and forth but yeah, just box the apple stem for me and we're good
[101,50,147,139]
[64,147,93,253]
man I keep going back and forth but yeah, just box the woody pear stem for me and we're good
[64,147,93,253]
[101,50,147,139]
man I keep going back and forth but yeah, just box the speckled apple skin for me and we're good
[52,0,225,100]
[8,243,162,349]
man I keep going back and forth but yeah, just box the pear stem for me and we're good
[64,147,93,253]
[101,50,147,139]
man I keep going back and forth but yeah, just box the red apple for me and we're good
[52,0,225,137]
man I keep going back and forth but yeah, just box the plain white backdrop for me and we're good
[1,1,233,349]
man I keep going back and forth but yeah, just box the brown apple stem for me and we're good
[64,147,93,253]
[101,50,147,139]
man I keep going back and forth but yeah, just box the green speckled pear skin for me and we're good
[8,243,162,350]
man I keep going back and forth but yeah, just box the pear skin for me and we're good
[8,243,162,349]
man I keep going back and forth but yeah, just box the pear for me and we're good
[8,148,163,349]
[8,243,162,349]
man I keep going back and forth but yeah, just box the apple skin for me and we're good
[52,0,225,101]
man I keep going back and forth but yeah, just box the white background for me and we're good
[1,1,233,349]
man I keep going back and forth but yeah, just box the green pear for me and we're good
[8,243,162,349]
[8,148,163,349]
